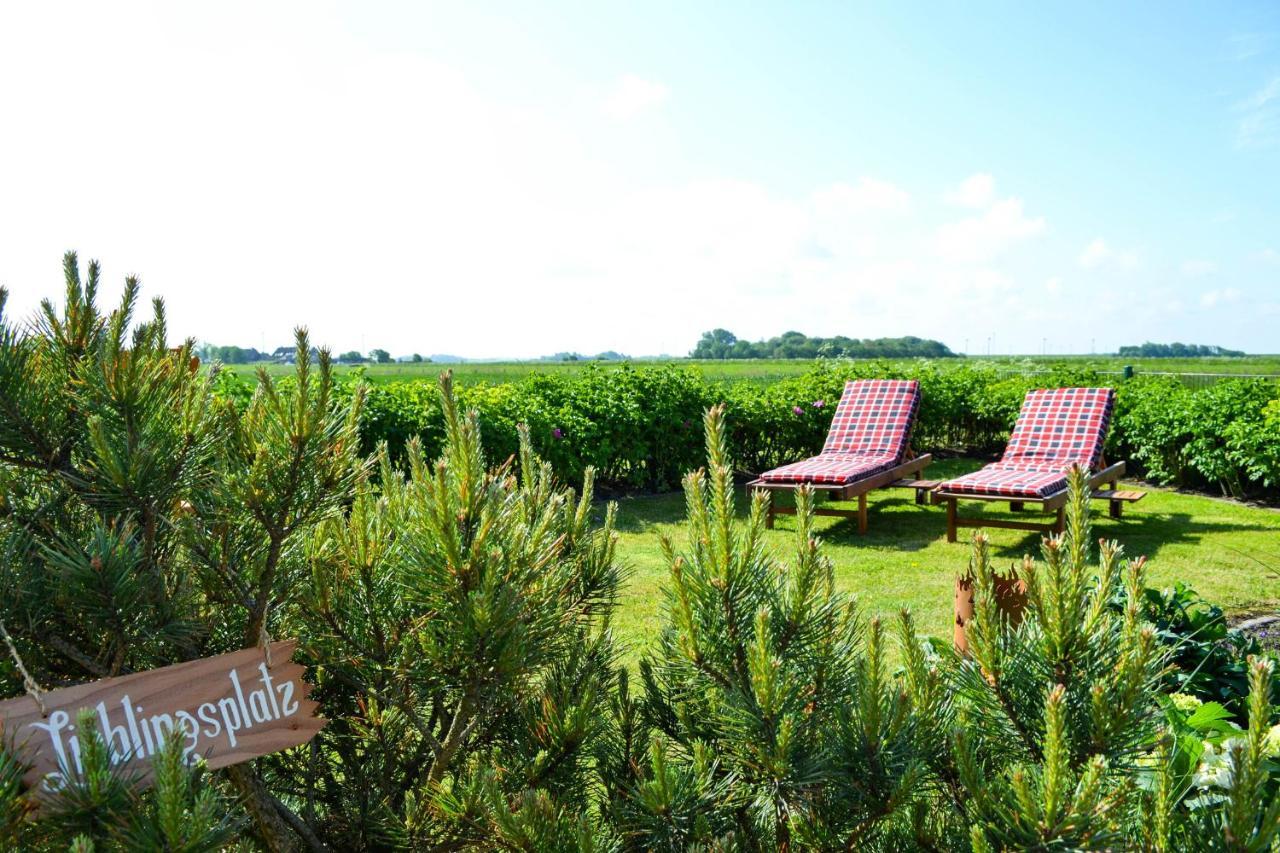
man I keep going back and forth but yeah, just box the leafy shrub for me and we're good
[1112,377,1195,483]
[1114,376,1280,496]
[253,361,1280,499]
[1140,582,1279,718]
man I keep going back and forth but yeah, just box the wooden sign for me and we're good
[0,641,323,797]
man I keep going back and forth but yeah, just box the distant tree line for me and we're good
[691,329,957,360]
[1117,342,1246,358]
[200,344,418,364]
[196,344,271,364]
[542,351,630,362]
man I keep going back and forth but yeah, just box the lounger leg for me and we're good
[1009,501,1024,512]
[1109,499,1123,519]
[857,493,868,534]
[1053,507,1066,535]
[915,488,927,505]
[946,499,957,543]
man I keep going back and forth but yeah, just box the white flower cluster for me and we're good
[1192,725,1280,790]
[1194,741,1235,789]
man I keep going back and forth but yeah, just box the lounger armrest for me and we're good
[1088,461,1124,486]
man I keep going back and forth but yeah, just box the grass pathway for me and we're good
[607,459,1280,658]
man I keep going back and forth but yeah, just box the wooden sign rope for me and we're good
[0,620,46,716]
[259,602,274,669]
[0,641,325,803]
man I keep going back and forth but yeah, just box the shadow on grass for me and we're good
[606,458,984,535]
[605,457,1278,565]
[1066,512,1280,562]
[731,490,1277,562]
[607,492,687,533]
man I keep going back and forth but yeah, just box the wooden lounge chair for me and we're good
[932,387,1145,542]
[748,379,933,533]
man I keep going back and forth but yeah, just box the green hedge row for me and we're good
[214,361,1280,497]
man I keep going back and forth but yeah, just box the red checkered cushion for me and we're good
[822,379,921,459]
[759,452,899,486]
[938,462,1071,499]
[1001,387,1114,470]
[938,387,1116,499]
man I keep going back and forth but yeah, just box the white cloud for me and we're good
[811,178,910,216]
[1201,288,1242,307]
[1236,76,1280,148]
[601,74,669,120]
[1180,259,1217,277]
[1078,239,1111,269]
[0,3,1269,357]
[944,173,996,209]
[1257,248,1279,264]
[1077,238,1139,270]
[935,197,1045,264]
[806,178,910,260]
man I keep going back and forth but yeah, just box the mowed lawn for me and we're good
[607,458,1280,659]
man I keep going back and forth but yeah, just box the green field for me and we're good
[223,355,1280,386]
[608,458,1280,660]
[221,352,1280,655]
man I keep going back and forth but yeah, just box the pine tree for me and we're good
[604,404,933,850]
[924,466,1280,850]
[289,372,622,848]
[0,255,218,684]
[934,467,1164,848]
[0,254,363,849]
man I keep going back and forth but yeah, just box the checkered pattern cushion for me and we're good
[938,387,1116,499]
[938,463,1070,499]
[758,379,920,487]
[758,452,900,486]
[1002,387,1114,470]
[821,379,921,459]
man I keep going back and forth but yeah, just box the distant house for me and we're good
[272,346,321,364]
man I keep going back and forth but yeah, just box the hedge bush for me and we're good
[217,360,1280,497]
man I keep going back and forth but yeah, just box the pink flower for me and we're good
[552,427,563,439]
[792,406,804,415]
[813,400,825,408]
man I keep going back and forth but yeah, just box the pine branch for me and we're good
[43,632,112,677]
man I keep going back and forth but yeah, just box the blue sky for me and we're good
[1,2,1277,356]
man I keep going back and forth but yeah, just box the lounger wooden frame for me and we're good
[931,460,1144,543]
[748,453,934,534]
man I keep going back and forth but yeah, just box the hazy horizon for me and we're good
[2,2,1278,358]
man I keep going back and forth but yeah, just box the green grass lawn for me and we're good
[607,458,1280,660]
